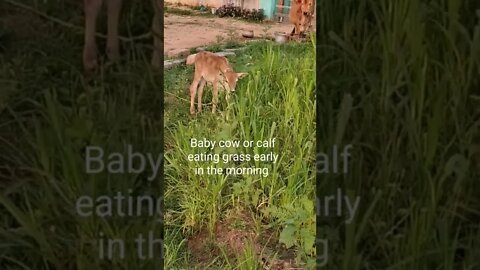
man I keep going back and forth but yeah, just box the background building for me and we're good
[165,0,294,20]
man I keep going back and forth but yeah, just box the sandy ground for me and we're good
[164,13,316,57]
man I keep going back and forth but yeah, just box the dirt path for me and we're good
[164,13,315,57]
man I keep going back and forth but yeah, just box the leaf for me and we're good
[301,196,314,213]
[300,228,315,254]
[279,225,296,248]
[306,258,316,268]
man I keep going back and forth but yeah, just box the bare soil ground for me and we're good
[164,11,316,57]
[187,208,301,269]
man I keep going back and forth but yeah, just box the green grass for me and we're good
[165,7,195,16]
[317,0,480,269]
[164,39,316,268]
[1,1,163,269]
[0,1,315,268]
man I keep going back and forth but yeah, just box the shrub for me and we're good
[192,5,208,12]
[215,4,265,21]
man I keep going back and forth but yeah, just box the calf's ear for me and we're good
[237,72,248,79]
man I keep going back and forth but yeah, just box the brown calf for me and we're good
[186,51,247,114]
[289,0,315,36]
[83,0,162,72]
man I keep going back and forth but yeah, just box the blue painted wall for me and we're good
[260,0,291,19]
[283,0,290,15]
[260,0,276,19]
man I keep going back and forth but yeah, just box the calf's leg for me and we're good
[212,81,219,113]
[197,80,206,113]
[189,73,201,114]
[151,0,162,68]
[83,0,103,72]
[106,0,122,63]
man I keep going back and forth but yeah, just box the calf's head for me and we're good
[223,71,248,92]
[301,0,314,15]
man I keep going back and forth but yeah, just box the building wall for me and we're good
[260,0,276,19]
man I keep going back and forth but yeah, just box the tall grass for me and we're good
[164,38,316,268]
[318,0,480,268]
[1,1,164,269]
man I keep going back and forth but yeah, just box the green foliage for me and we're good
[165,38,316,267]
[165,7,193,16]
[215,4,265,22]
[0,1,165,268]
[273,196,315,259]
[318,0,480,268]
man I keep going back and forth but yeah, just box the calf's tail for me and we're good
[186,53,197,65]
